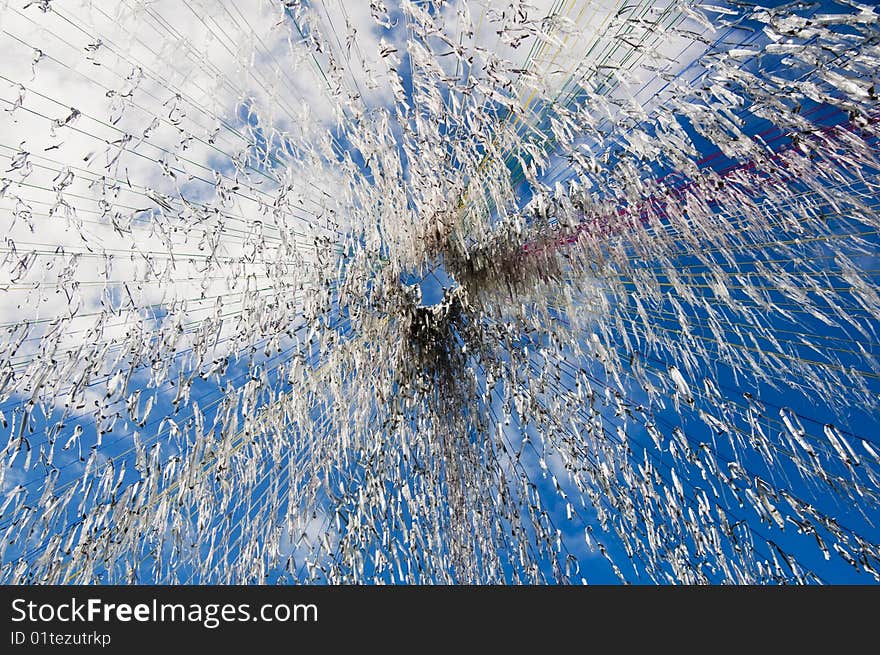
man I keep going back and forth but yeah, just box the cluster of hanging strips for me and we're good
[0,0,878,584]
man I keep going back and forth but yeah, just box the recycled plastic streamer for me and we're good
[0,0,878,584]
